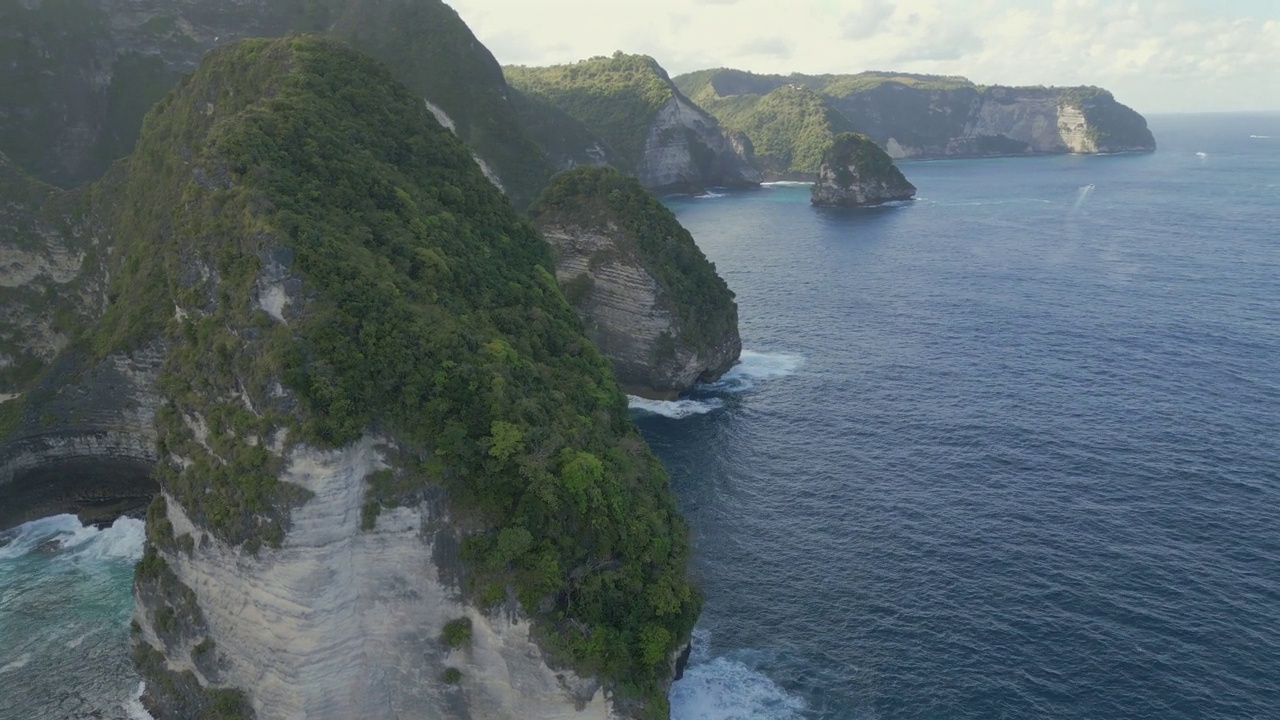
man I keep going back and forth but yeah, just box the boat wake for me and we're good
[628,351,802,419]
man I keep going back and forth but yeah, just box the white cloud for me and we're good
[841,0,896,40]
[447,0,1280,112]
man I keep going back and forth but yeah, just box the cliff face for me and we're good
[0,154,162,529]
[811,133,917,207]
[839,83,1156,158]
[136,439,615,720]
[531,168,742,398]
[636,93,763,193]
[506,53,760,195]
[674,69,1156,164]
[0,0,580,207]
[2,36,699,719]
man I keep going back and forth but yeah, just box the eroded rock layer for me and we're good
[532,167,741,398]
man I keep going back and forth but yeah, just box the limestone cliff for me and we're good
[0,0,596,207]
[1,37,699,719]
[506,53,760,195]
[675,69,1156,164]
[530,167,741,399]
[811,134,916,207]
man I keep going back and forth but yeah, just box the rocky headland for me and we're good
[675,69,1156,172]
[506,53,761,195]
[530,167,741,398]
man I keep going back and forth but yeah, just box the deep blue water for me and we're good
[656,113,1280,720]
[1,114,1277,719]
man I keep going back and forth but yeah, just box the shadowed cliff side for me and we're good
[0,0,603,207]
[530,167,741,399]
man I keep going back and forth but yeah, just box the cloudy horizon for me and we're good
[448,0,1279,114]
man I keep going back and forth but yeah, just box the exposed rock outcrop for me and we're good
[675,69,1156,165]
[531,167,741,398]
[506,53,760,195]
[811,133,916,207]
[135,439,616,720]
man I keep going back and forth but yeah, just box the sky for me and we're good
[447,0,1280,113]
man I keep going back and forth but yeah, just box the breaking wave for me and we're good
[628,351,803,418]
[670,629,805,720]
[0,514,145,563]
[628,396,725,419]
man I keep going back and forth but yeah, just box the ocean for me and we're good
[3,113,1278,719]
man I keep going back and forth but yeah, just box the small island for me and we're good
[811,133,917,207]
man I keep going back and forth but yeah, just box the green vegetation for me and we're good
[326,0,554,207]
[690,85,857,175]
[530,166,738,357]
[807,71,975,96]
[822,133,904,188]
[675,69,977,175]
[101,37,695,713]
[1,0,559,205]
[506,53,677,170]
[440,617,473,648]
[441,667,464,684]
[133,642,254,720]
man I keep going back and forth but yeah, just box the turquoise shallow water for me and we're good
[0,515,148,719]
[2,113,1278,719]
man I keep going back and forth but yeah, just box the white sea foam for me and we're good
[1250,135,1272,139]
[1196,151,1208,158]
[670,630,805,720]
[0,514,145,562]
[628,396,725,418]
[761,181,812,187]
[66,630,95,649]
[695,191,730,199]
[627,351,803,418]
[0,653,31,674]
[76,517,146,562]
[711,350,804,393]
[124,682,156,720]
[0,514,83,560]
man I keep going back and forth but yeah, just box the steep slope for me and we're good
[530,167,741,398]
[675,68,1156,161]
[811,133,917,207]
[506,53,760,194]
[2,36,699,719]
[680,75,859,179]
[0,0,596,207]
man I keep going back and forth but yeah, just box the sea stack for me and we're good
[811,133,917,207]
[531,166,742,398]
